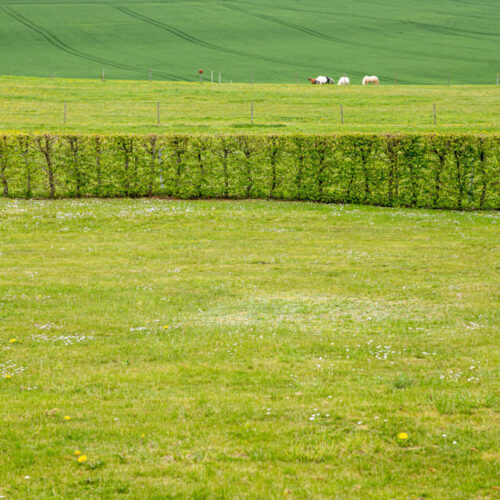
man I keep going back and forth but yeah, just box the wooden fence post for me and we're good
[433,103,437,125]
[101,67,105,82]
[251,102,254,123]
[157,102,160,125]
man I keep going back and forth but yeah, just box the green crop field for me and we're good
[1,77,499,134]
[0,199,499,498]
[0,0,499,84]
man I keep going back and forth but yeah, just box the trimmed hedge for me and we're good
[0,133,498,209]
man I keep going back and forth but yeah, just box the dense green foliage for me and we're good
[1,77,499,135]
[1,199,499,498]
[0,0,498,83]
[0,133,498,209]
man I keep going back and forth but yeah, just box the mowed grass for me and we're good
[0,0,498,84]
[1,76,499,134]
[0,198,499,498]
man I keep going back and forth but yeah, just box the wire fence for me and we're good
[1,101,498,132]
[0,74,498,132]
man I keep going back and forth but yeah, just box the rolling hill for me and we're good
[0,0,499,83]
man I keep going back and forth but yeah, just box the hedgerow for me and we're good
[0,133,498,209]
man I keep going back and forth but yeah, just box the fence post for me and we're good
[157,101,160,125]
[64,102,67,124]
[101,67,105,82]
[340,104,343,125]
[211,71,213,83]
[149,69,152,81]
[433,103,436,125]
[251,102,254,123]
[218,72,221,83]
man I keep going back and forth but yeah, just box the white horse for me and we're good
[337,76,350,85]
[362,75,379,85]
[308,75,335,84]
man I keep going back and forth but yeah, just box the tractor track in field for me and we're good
[114,5,294,67]
[1,6,188,81]
[404,20,500,41]
[238,0,500,34]
[218,1,391,80]
[219,2,397,81]
[220,2,489,76]
[220,2,345,45]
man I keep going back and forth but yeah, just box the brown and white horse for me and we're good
[362,75,379,85]
[308,76,335,85]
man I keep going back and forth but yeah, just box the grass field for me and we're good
[0,0,499,84]
[1,76,499,134]
[0,198,499,498]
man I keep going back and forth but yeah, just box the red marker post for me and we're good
[198,69,203,83]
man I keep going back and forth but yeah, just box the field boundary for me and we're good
[0,133,498,209]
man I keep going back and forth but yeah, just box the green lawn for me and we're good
[0,198,499,498]
[0,0,498,84]
[1,77,499,134]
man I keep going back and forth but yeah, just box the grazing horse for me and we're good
[308,75,335,84]
[362,75,379,85]
[337,76,350,85]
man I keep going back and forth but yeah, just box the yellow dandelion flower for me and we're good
[4,374,11,379]
[9,338,16,343]
[77,455,87,463]
[64,415,71,421]
[74,450,81,456]
[141,433,145,439]
[163,325,169,329]
[398,432,409,440]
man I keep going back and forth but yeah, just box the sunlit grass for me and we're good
[0,198,498,498]
[0,76,498,134]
